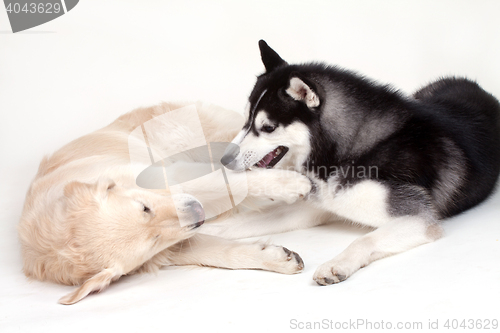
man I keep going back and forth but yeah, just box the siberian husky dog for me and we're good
[19,101,309,305]
[219,40,500,285]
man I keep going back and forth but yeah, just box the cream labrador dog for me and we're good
[19,102,311,305]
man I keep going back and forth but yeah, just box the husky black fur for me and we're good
[249,42,500,220]
[220,40,500,285]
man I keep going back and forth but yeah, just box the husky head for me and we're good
[222,40,323,173]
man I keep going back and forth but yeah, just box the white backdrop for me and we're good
[1,1,499,332]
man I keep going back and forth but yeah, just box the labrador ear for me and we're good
[286,76,320,108]
[63,181,94,209]
[64,181,90,198]
[259,40,287,72]
[96,178,116,199]
[58,268,121,305]
[64,179,115,204]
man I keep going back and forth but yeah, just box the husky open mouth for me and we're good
[254,146,289,168]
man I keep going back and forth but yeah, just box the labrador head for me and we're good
[30,179,204,305]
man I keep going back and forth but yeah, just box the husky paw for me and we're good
[281,175,313,204]
[246,169,312,204]
[259,244,304,274]
[313,260,356,285]
[269,171,312,204]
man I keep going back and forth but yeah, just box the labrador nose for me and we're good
[172,194,206,227]
[186,200,205,228]
[220,144,240,167]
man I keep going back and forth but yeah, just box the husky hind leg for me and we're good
[312,181,443,284]
[313,216,442,284]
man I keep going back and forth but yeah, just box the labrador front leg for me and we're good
[313,216,442,285]
[168,234,304,274]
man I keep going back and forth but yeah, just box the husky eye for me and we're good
[261,125,276,133]
[143,205,151,213]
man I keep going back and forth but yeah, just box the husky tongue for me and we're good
[257,151,275,168]
[255,146,289,169]
[262,152,275,166]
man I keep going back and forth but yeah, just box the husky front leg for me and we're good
[168,234,304,274]
[241,168,313,204]
[313,216,442,285]
[165,165,312,206]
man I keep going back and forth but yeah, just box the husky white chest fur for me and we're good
[217,40,500,285]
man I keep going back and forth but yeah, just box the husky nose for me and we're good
[221,144,240,167]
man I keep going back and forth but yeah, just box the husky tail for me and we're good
[414,77,500,217]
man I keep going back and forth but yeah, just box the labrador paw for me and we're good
[259,244,304,274]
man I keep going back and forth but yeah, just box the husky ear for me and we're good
[259,40,287,72]
[286,75,320,108]
[59,268,121,305]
